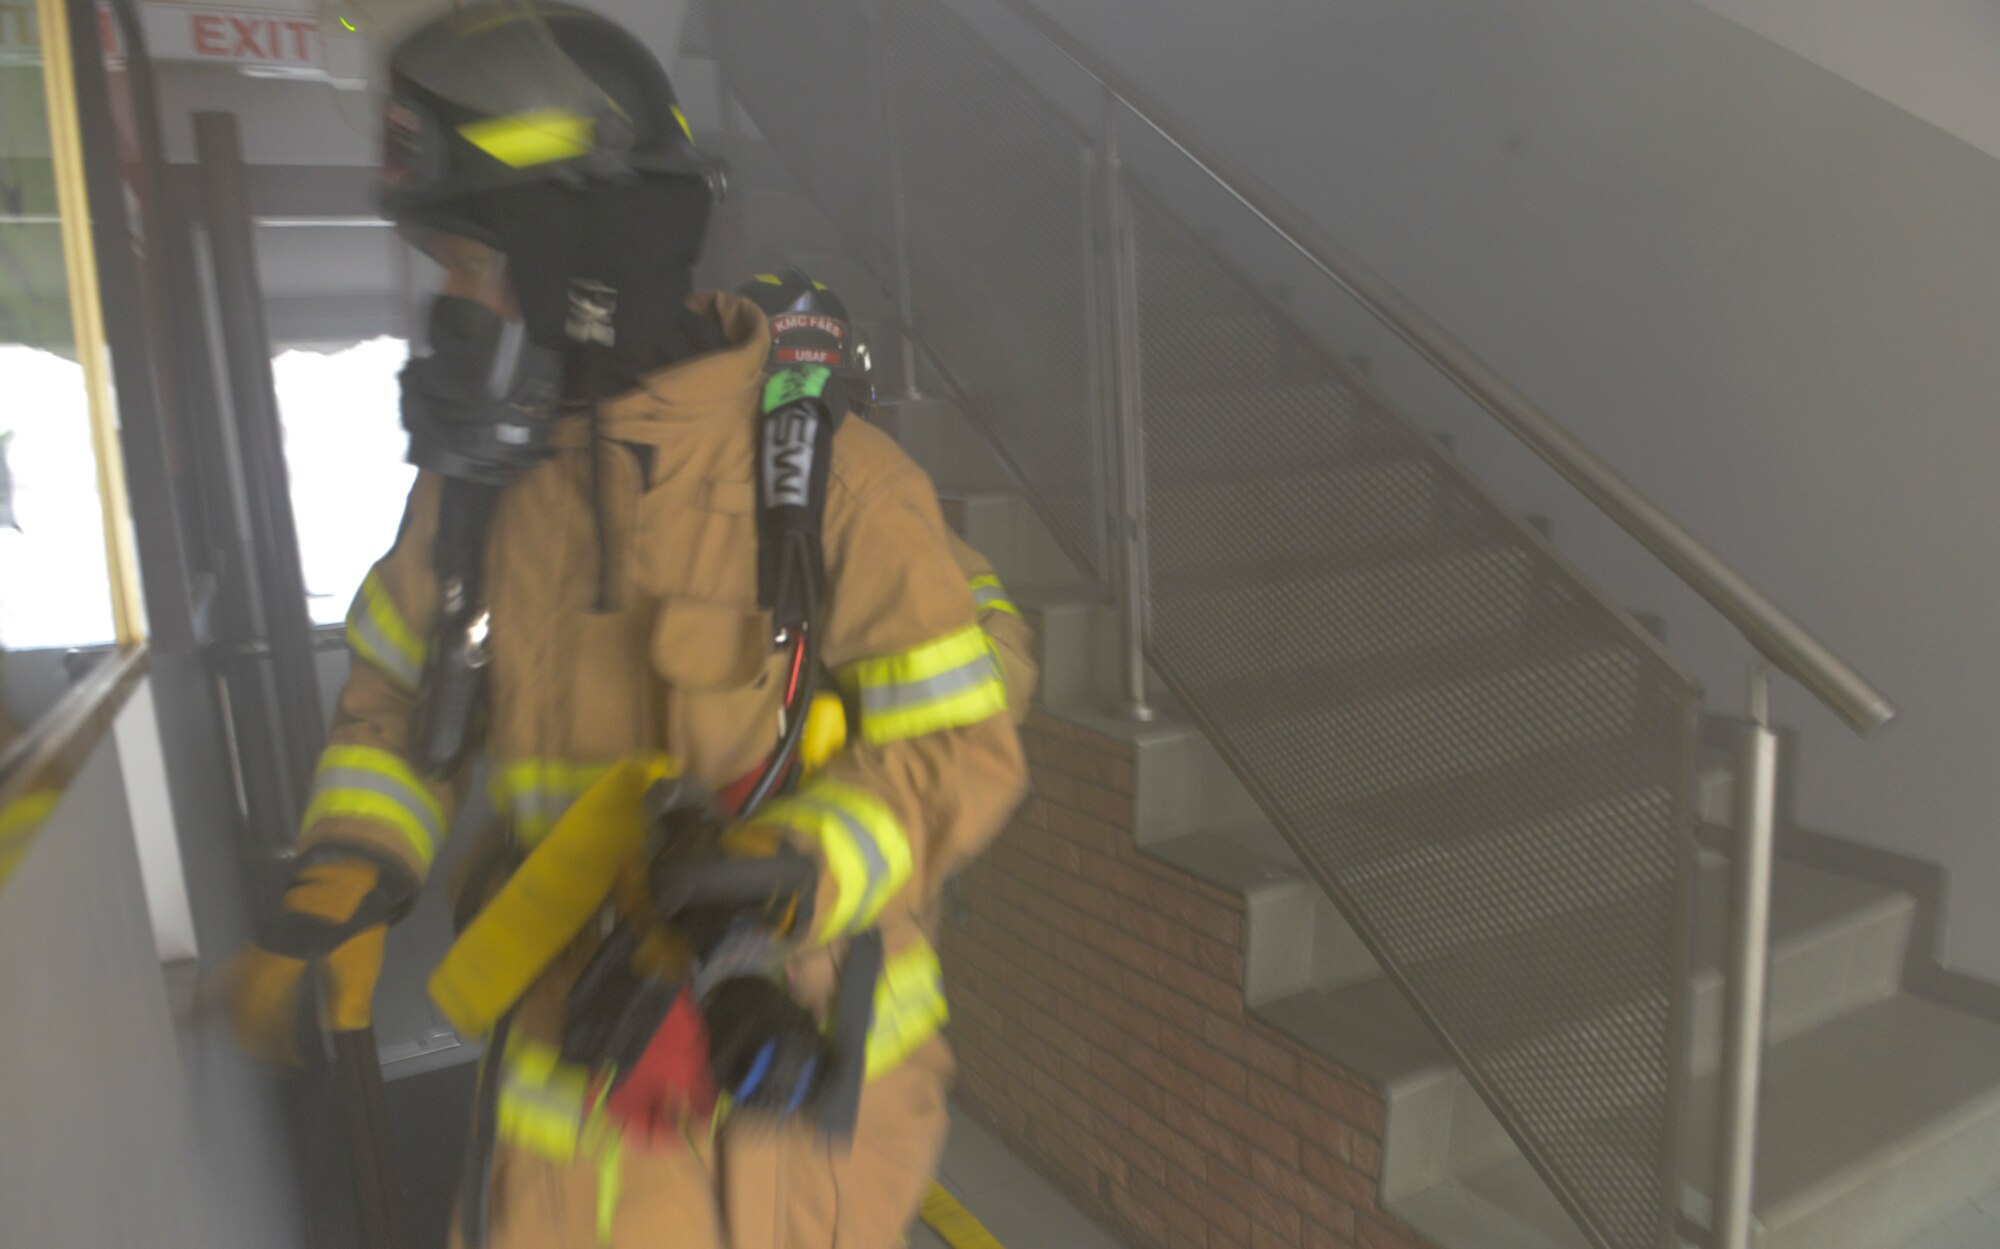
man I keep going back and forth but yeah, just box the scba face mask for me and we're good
[401,292,562,486]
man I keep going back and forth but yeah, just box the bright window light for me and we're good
[0,346,116,651]
[272,337,415,626]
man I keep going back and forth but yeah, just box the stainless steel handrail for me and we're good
[991,0,1896,739]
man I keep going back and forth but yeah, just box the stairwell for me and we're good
[691,55,2000,1249]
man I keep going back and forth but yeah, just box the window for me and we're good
[0,347,117,651]
[271,337,415,625]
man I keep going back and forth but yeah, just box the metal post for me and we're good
[1078,140,1116,579]
[1715,661,1778,1249]
[1099,94,1154,721]
[192,112,326,819]
[866,0,923,401]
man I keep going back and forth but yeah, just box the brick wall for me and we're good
[940,709,1437,1249]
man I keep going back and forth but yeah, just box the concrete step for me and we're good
[1257,856,1915,1206]
[1408,995,2000,1249]
[939,489,1088,593]
[1689,993,2000,1249]
[1137,733,1740,1003]
[1394,1166,1590,1249]
[875,397,1020,495]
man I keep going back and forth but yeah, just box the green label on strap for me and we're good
[763,365,832,413]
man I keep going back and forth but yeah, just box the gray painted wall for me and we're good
[0,696,304,1249]
[1689,0,2000,163]
[959,0,2000,976]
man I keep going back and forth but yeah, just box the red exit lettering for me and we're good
[188,11,318,62]
[191,12,226,54]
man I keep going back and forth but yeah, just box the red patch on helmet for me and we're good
[382,100,425,188]
[774,347,847,367]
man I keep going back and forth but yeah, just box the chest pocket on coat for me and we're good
[647,479,780,694]
[650,597,775,691]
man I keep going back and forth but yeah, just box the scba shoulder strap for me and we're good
[756,365,844,644]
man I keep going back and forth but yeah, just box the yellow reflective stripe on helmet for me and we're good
[497,1038,589,1164]
[968,574,1020,618]
[303,745,443,869]
[459,107,596,169]
[345,569,426,691]
[839,624,1009,746]
[670,103,692,141]
[866,939,950,1079]
[758,780,912,941]
[488,759,613,846]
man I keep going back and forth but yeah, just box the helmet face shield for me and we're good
[389,1,610,125]
[381,1,719,231]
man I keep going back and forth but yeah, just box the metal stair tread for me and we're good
[1140,380,1370,434]
[1267,732,1685,874]
[1142,421,1422,488]
[1179,624,1612,729]
[1148,526,1525,597]
[1189,642,1651,814]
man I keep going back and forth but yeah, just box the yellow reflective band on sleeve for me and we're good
[865,939,950,1079]
[968,574,1020,617]
[595,1130,624,1244]
[345,568,426,691]
[839,624,1009,747]
[0,789,59,890]
[488,759,614,846]
[758,780,913,942]
[497,1038,589,1164]
[458,108,595,169]
[303,744,443,870]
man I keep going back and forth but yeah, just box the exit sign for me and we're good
[0,3,334,75]
[148,5,323,69]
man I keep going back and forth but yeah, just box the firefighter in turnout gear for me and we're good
[224,6,1027,1247]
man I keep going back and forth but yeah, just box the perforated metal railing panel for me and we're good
[879,0,1106,576]
[1131,188,1700,1249]
[708,3,1703,1246]
[707,0,881,258]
